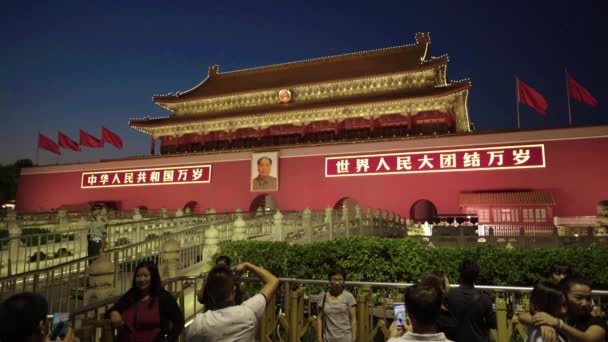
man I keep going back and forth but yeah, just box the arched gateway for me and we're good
[410,199,437,223]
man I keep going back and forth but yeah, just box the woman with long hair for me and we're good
[107,261,184,342]
[532,275,606,342]
[316,266,357,342]
[527,281,567,342]
[420,271,458,340]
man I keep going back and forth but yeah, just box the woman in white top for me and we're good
[317,266,357,342]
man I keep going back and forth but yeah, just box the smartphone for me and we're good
[50,312,70,340]
[393,303,406,328]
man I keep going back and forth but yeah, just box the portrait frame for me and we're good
[251,151,279,192]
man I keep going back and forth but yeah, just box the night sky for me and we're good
[1,0,606,165]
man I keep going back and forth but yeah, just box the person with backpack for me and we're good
[446,259,496,342]
[317,266,357,342]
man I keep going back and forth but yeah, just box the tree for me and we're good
[0,159,34,201]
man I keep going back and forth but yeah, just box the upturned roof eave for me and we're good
[132,80,469,129]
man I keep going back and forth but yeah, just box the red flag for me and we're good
[38,133,60,155]
[567,73,598,107]
[80,129,102,148]
[58,131,80,151]
[101,126,123,149]
[518,79,548,115]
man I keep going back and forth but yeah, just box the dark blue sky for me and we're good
[1,0,606,165]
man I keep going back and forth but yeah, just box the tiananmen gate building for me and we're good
[16,33,608,232]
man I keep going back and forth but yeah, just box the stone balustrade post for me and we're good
[7,209,18,232]
[7,210,23,276]
[366,207,373,234]
[272,210,284,241]
[487,227,495,247]
[302,208,312,243]
[132,207,142,220]
[85,255,116,306]
[341,204,349,222]
[202,225,219,272]
[256,207,263,217]
[598,200,608,228]
[375,209,382,232]
[161,208,168,219]
[58,208,68,231]
[354,205,362,221]
[355,205,362,236]
[135,222,143,244]
[325,207,334,240]
[458,226,466,246]
[78,228,88,258]
[233,215,247,241]
[235,208,243,219]
[342,204,350,237]
[185,207,191,216]
[208,208,217,220]
[175,208,184,217]
[75,215,89,257]
[160,239,180,279]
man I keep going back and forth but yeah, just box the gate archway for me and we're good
[410,199,437,223]
[249,194,278,214]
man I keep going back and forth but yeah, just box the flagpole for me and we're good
[36,132,40,166]
[565,68,573,127]
[100,127,104,162]
[515,76,521,129]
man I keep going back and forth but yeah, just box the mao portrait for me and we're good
[251,152,279,192]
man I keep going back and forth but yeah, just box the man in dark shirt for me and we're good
[446,259,497,342]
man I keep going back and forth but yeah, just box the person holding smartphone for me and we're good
[0,292,75,342]
[187,262,280,341]
[317,266,357,342]
[388,284,452,341]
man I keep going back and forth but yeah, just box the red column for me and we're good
[407,113,413,131]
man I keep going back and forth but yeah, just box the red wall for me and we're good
[17,127,608,218]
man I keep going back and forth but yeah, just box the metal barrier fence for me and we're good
[0,212,251,278]
[0,228,89,277]
[0,208,407,311]
[0,211,282,307]
[67,276,608,342]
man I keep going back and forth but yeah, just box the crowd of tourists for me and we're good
[0,257,606,342]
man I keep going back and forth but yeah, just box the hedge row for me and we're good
[217,237,608,289]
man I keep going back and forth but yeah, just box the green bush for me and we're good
[217,237,608,288]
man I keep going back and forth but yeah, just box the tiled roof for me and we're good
[459,191,556,207]
[132,81,469,128]
[153,34,434,103]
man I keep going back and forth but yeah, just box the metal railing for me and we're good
[67,276,608,342]
[0,212,248,278]
[0,228,89,277]
[0,211,281,307]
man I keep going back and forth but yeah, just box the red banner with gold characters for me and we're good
[81,164,212,188]
[325,144,545,177]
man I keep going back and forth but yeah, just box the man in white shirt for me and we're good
[388,284,452,341]
[186,262,280,342]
